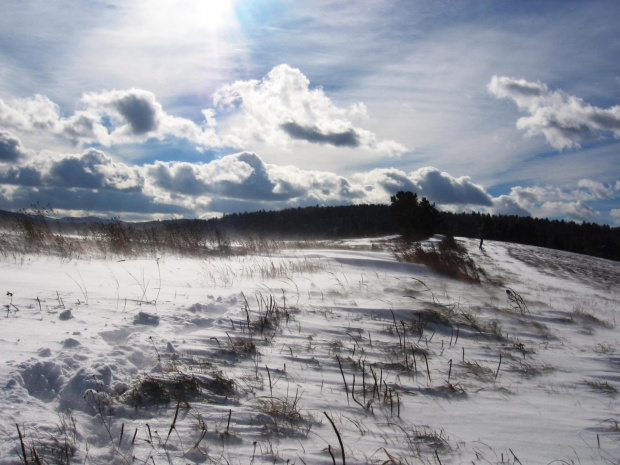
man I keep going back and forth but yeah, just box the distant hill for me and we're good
[58,216,116,224]
[0,209,24,221]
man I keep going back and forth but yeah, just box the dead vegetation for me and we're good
[584,379,618,396]
[395,236,481,283]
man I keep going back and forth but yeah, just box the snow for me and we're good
[0,237,618,464]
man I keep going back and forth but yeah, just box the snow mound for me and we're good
[133,311,159,326]
[17,360,66,402]
[59,366,114,411]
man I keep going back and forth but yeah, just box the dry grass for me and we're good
[460,361,495,382]
[509,360,555,378]
[395,236,481,283]
[584,379,618,396]
[572,306,614,329]
[253,390,318,437]
[0,210,287,260]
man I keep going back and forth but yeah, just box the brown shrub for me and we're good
[396,236,480,283]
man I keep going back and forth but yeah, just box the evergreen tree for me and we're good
[390,191,440,239]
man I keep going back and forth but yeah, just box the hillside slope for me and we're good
[0,237,618,464]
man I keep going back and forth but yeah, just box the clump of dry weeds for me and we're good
[395,236,481,283]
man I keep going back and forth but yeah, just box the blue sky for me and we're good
[0,0,619,224]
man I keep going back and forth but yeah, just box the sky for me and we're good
[0,0,619,224]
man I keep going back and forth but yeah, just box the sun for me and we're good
[181,0,236,33]
[139,0,238,38]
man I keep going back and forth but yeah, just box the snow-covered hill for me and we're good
[1,237,618,464]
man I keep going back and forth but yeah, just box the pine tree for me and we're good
[390,191,440,239]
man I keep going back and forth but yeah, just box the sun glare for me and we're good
[139,0,238,39]
[183,0,235,32]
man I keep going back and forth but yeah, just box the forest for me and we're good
[200,196,620,261]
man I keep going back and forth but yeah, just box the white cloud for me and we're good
[508,186,551,209]
[507,180,619,207]
[47,149,143,191]
[488,75,620,150]
[352,168,416,200]
[0,130,30,163]
[539,200,598,222]
[0,90,225,150]
[491,195,531,216]
[576,179,616,199]
[0,129,615,222]
[71,89,224,149]
[0,71,405,159]
[354,167,492,206]
[408,167,492,206]
[145,152,367,206]
[0,95,60,133]
[498,179,620,222]
[145,155,255,197]
[142,154,502,215]
[213,64,407,156]
[0,148,143,192]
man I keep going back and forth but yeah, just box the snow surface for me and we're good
[1,237,618,464]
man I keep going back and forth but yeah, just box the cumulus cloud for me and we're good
[0,132,613,222]
[101,91,158,134]
[353,168,417,197]
[280,122,360,147]
[0,166,42,186]
[0,185,189,217]
[0,95,60,133]
[576,179,616,199]
[67,89,222,148]
[488,75,620,150]
[0,66,407,159]
[508,186,552,209]
[0,146,182,217]
[496,178,620,222]
[354,167,493,206]
[409,167,493,206]
[0,131,29,163]
[146,151,366,205]
[0,148,143,193]
[0,90,223,150]
[214,64,407,156]
[47,149,143,191]
[491,195,531,216]
[539,200,598,222]
[507,180,619,208]
[147,154,255,197]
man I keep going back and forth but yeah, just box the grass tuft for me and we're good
[584,379,618,396]
[254,390,317,437]
[395,236,481,283]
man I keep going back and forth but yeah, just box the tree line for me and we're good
[2,192,618,261]
[201,192,619,261]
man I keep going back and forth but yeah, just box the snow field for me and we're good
[0,238,619,464]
